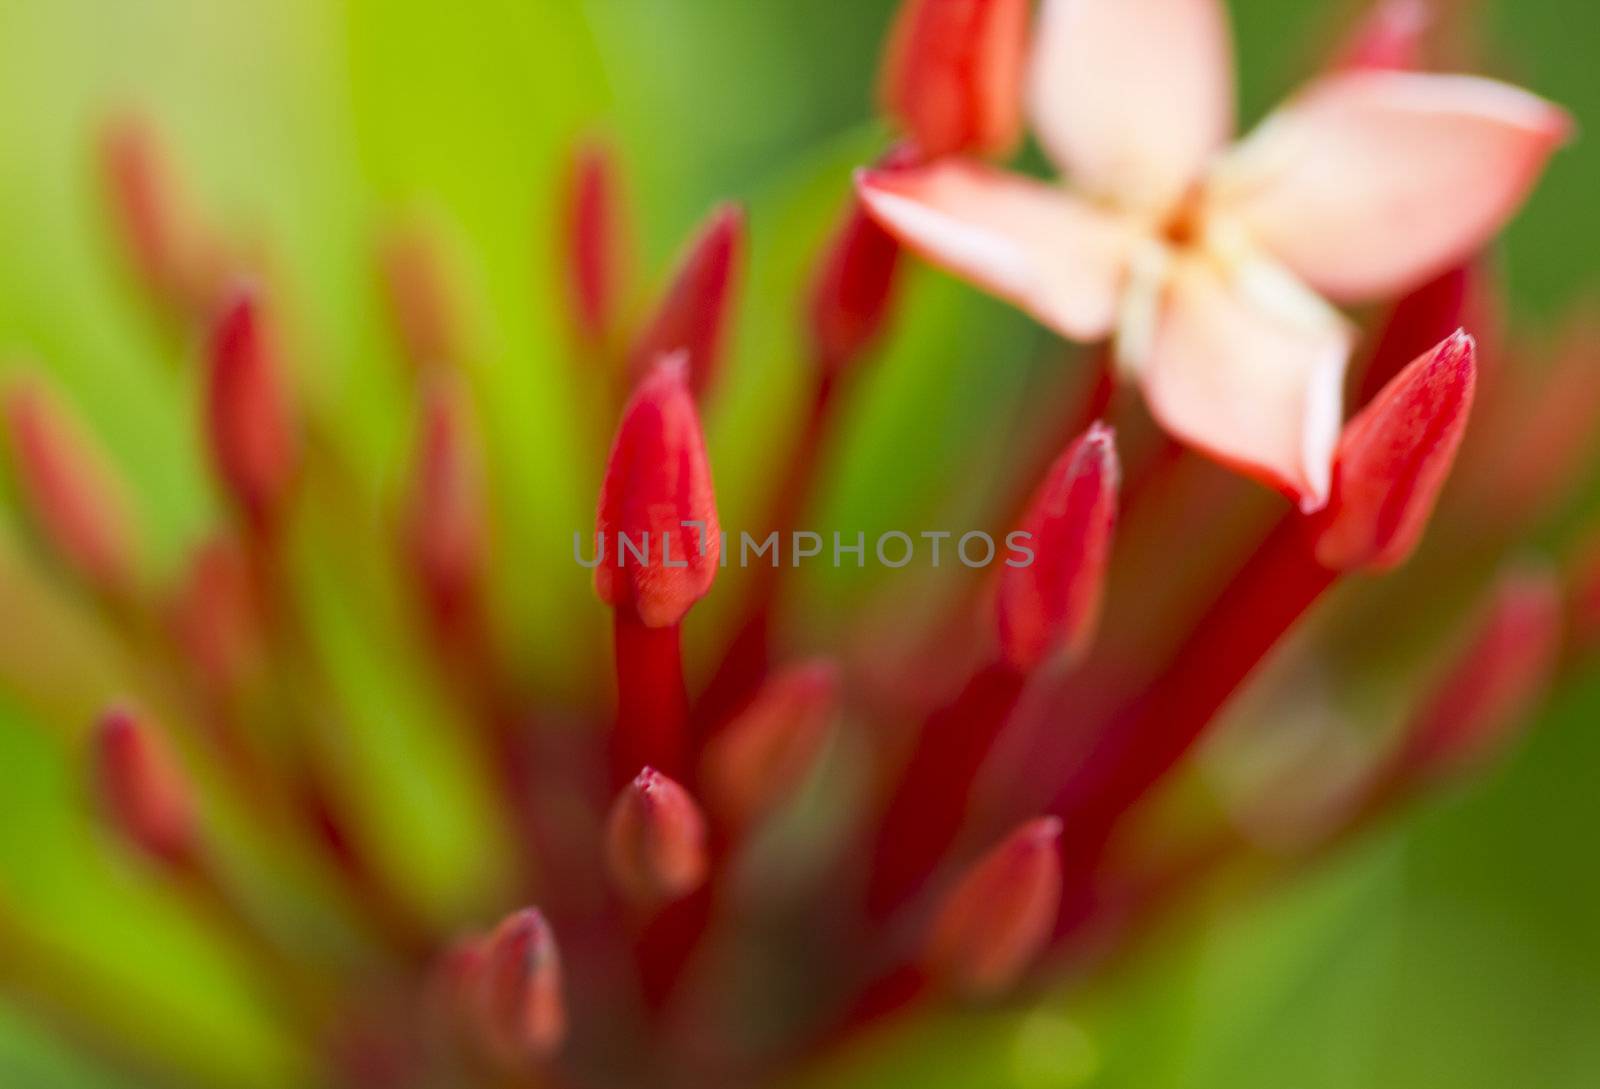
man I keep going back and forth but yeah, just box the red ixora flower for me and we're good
[858,0,1570,509]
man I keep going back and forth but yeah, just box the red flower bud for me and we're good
[205,286,300,532]
[628,205,744,399]
[477,907,565,1065]
[1399,568,1562,782]
[563,139,630,350]
[378,222,463,372]
[168,536,265,697]
[605,767,709,906]
[3,374,139,596]
[1315,330,1476,572]
[924,817,1062,999]
[594,354,720,627]
[405,375,487,636]
[807,192,903,375]
[1334,0,1431,73]
[702,660,840,827]
[996,422,1119,672]
[93,706,195,867]
[880,0,1031,159]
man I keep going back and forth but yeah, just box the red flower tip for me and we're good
[880,0,1031,159]
[477,907,566,1065]
[996,422,1120,672]
[1334,0,1432,72]
[168,536,264,698]
[605,766,710,906]
[807,190,904,376]
[98,115,220,318]
[93,706,195,867]
[206,285,300,532]
[1315,330,1476,573]
[3,373,139,596]
[564,138,630,350]
[405,375,487,636]
[594,354,720,627]
[701,660,841,827]
[924,816,1063,999]
[378,222,463,372]
[628,204,745,399]
[1399,569,1562,783]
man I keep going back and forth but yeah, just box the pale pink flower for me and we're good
[857,0,1570,509]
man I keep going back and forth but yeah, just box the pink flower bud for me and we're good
[996,422,1119,672]
[806,192,903,375]
[924,817,1062,999]
[627,204,744,399]
[1334,0,1432,73]
[702,660,840,827]
[378,223,463,372]
[594,354,720,627]
[605,767,709,906]
[405,375,487,636]
[880,0,1031,159]
[93,706,195,867]
[3,374,139,596]
[477,907,565,1065]
[167,536,264,697]
[1315,330,1476,572]
[206,286,300,532]
[563,139,630,350]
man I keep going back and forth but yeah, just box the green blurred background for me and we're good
[0,0,1595,1086]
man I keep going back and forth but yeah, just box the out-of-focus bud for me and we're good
[378,222,464,373]
[1314,330,1476,572]
[924,816,1062,999]
[806,187,904,376]
[168,536,265,698]
[879,0,1030,159]
[404,375,487,638]
[1355,263,1472,408]
[477,907,566,1065]
[563,139,630,351]
[627,205,744,400]
[3,374,139,597]
[605,767,709,906]
[1333,0,1432,72]
[93,706,196,868]
[1398,568,1562,782]
[702,660,840,827]
[205,285,300,532]
[594,354,720,627]
[98,115,221,319]
[996,422,1119,672]
[1571,532,1600,653]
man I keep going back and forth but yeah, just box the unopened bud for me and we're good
[93,706,195,867]
[378,222,464,372]
[1334,0,1431,73]
[405,375,487,637]
[702,660,840,827]
[477,907,565,1065]
[627,205,744,399]
[605,767,709,906]
[563,139,630,350]
[205,285,300,531]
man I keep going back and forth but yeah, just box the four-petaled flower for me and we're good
[858,0,1570,508]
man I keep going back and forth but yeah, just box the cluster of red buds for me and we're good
[0,2,1594,1088]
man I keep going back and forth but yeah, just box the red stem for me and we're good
[612,611,690,787]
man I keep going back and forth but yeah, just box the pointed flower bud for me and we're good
[205,285,299,531]
[1400,569,1562,782]
[924,817,1062,999]
[702,660,840,827]
[807,190,904,375]
[605,767,709,906]
[563,139,630,350]
[880,0,1030,159]
[628,204,744,399]
[1315,330,1476,572]
[98,116,220,318]
[3,374,139,596]
[996,422,1119,672]
[594,354,720,627]
[93,706,195,867]
[405,375,487,635]
[1334,0,1431,73]
[378,222,464,372]
[478,907,565,1065]
[168,536,265,697]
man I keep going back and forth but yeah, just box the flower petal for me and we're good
[1220,72,1571,302]
[1029,0,1234,211]
[856,160,1135,340]
[1141,259,1351,510]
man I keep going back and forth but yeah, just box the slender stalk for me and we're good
[612,610,691,786]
